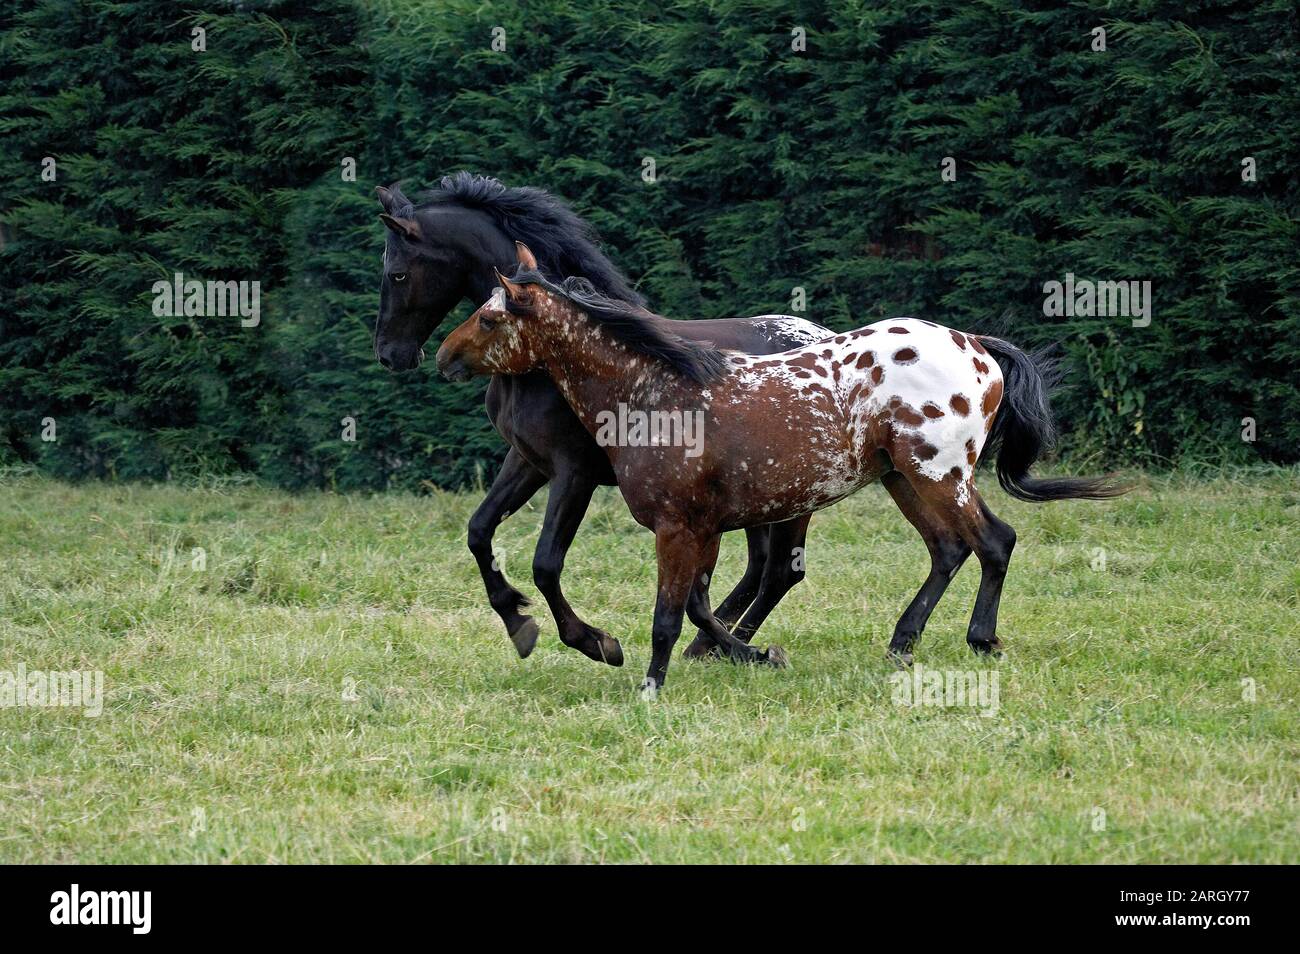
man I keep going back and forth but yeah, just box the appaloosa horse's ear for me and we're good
[514,242,538,271]
[378,212,421,242]
[494,268,532,305]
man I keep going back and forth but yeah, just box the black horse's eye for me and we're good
[389,272,407,283]
[480,315,497,332]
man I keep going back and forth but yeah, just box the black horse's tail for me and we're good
[976,336,1126,502]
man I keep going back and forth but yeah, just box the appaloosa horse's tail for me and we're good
[977,337,1125,503]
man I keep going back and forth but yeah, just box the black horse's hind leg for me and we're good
[960,495,1016,655]
[728,514,811,645]
[467,448,548,657]
[533,468,623,666]
[881,471,972,663]
[683,526,769,658]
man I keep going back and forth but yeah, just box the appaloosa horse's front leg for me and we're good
[532,467,624,666]
[645,528,786,695]
[643,525,700,694]
[467,448,548,657]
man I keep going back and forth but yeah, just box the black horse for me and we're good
[373,173,828,665]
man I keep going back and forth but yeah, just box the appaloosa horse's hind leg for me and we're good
[961,494,1016,655]
[899,473,1016,656]
[532,467,624,666]
[467,448,548,657]
[880,471,972,664]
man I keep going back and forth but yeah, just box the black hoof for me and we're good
[887,649,914,668]
[508,617,540,658]
[967,637,1004,657]
[565,624,624,667]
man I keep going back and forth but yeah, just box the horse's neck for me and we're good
[448,211,516,306]
[452,204,637,306]
[538,321,651,428]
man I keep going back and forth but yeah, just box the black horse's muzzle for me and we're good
[375,341,424,373]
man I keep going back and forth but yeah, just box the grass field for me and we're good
[0,469,1296,863]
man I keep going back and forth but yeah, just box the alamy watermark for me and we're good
[889,663,999,716]
[50,884,150,934]
[594,402,704,459]
[151,271,260,327]
[1043,273,1151,327]
[0,664,103,717]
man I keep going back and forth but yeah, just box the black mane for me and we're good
[508,269,726,385]
[416,172,648,309]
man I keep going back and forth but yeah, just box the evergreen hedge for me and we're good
[2,0,1296,489]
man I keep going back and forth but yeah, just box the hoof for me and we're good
[761,644,789,669]
[565,624,624,667]
[682,636,722,660]
[508,617,540,658]
[596,631,625,667]
[887,649,914,668]
[968,637,1004,657]
[638,678,659,701]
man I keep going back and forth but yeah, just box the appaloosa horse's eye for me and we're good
[479,315,496,332]
[389,272,407,283]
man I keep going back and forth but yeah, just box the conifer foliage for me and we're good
[2,1,1296,488]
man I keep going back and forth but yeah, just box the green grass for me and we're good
[1,469,1296,863]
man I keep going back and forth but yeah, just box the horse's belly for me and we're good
[715,438,883,529]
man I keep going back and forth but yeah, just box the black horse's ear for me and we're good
[376,185,395,213]
[378,212,420,242]
[515,242,538,271]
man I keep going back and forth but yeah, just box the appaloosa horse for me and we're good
[436,245,1123,693]
[373,174,827,665]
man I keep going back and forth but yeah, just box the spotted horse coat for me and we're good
[709,317,1004,524]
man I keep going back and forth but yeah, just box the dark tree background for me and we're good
[2,0,1296,489]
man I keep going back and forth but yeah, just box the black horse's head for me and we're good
[373,174,649,372]
[374,184,475,371]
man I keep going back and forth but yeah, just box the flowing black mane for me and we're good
[413,172,648,308]
[507,268,726,385]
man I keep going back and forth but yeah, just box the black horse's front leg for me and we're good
[467,448,548,657]
[533,468,623,666]
[682,525,768,658]
[729,514,811,644]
